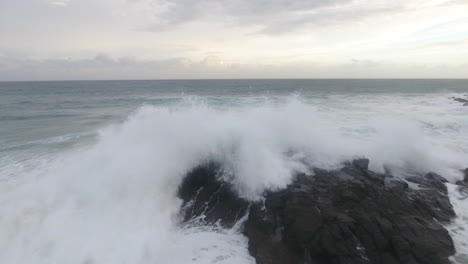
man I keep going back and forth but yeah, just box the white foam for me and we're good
[447,184,468,264]
[0,94,467,263]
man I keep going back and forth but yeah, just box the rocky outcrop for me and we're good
[455,168,468,197]
[452,97,468,106]
[459,168,468,185]
[178,162,250,227]
[178,159,456,264]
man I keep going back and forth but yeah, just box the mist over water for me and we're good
[0,80,467,263]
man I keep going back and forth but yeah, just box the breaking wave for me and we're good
[0,96,467,263]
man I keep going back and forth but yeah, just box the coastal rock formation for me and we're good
[455,168,468,195]
[452,97,468,106]
[178,162,250,227]
[178,159,456,264]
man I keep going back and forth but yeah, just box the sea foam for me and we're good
[0,95,467,263]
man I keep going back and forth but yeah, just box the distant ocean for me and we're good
[1,79,468,263]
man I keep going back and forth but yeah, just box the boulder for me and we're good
[452,97,468,106]
[353,158,370,171]
[178,163,249,227]
[178,160,456,264]
[455,168,468,187]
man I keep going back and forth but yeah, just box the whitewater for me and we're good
[0,80,467,263]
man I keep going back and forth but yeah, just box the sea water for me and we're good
[0,79,467,263]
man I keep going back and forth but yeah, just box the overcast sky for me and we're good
[0,0,467,80]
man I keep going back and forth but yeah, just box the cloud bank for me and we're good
[0,0,467,80]
[1,53,467,81]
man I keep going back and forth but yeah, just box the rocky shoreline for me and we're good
[452,96,468,106]
[178,159,465,264]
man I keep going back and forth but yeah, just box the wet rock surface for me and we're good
[178,159,456,264]
[452,96,468,106]
[456,168,468,185]
[455,168,468,196]
[178,163,250,227]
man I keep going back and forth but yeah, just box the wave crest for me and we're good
[1,97,467,263]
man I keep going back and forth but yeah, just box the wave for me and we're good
[0,132,94,152]
[447,184,468,262]
[0,113,82,121]
[0,97,467,263]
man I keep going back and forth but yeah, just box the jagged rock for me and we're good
[452,97,468,106]
[353,158,370,171]
[456,168,468,196]
[178,160,456,264]
[385,178,408,191]
[425,172,448,183]
[245,163,455,264]
[178,163,249,227]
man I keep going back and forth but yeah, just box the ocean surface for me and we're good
[1,79,468,263]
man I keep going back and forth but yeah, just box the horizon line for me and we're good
[1,77,468,83]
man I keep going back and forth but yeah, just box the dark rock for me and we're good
[455,168,468,186]
[345,160,385,183]
[456,169,468,199]
[385,179,408,191]
[425,172,448,183]
[177,163,249,227]
[245,204,298,264]
[353,158,370,171]
[178,159,456,264]
[246,164,455,264]
[452,97,468,106]
[406,172,448,194]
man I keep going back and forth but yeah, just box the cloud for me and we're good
[141,0,355,33]
[135,0,462,34]
[350,58,380,67]
[1,0,467,79]
[0,54,231,81]
[49,0,71,7]
[1,53,467,81]
[255,3,403,34]
[412,38,468,49]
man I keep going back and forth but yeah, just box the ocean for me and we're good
[0,79,467,263]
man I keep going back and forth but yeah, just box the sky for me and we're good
[0,0,467,80]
